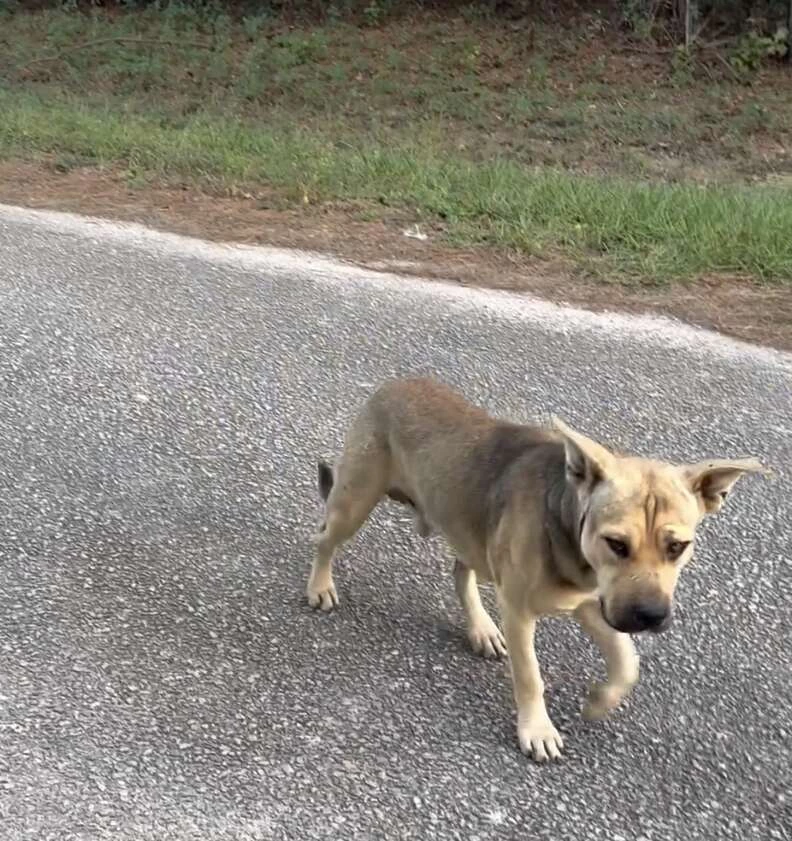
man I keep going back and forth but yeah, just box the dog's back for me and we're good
[371,378,557,525]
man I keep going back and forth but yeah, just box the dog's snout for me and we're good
[631,601,671,633]
[605,597,671,634]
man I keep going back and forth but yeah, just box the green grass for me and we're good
[4,7,792,173]
[2,6,792,284]
[3,89,791,283]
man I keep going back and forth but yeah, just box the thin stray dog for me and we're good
[306,378,767,761]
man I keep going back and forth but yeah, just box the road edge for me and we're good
[2,201,790,371]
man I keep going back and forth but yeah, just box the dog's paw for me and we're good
[306,581,339,612]
[517,713,564,762]
[468,619,507,659]
[582,681,628,720]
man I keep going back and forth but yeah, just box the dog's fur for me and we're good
[306,377,767,761]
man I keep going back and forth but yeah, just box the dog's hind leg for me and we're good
[453,560,507,659]
[307,450,388,612]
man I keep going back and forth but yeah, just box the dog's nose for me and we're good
[630,601,671,633]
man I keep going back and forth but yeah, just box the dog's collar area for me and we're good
[577,508,595,577]
[578,506,588,543]
[577,505,595,569]
[544,496,596,591]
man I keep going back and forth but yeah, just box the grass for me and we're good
[3,90,791,282]
[1,4,792,283]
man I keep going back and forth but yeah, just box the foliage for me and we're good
[729,26,789,78]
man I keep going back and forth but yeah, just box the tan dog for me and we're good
[306,378,767,761]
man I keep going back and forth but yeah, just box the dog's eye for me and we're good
[667,540,691,560]
[604,537,630,558]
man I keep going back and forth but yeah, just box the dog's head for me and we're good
[553,418,768,635]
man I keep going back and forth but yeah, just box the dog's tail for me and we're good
[318,460,334,501]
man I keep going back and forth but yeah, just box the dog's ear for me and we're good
[680,457,768,515]
[551,417,615,488]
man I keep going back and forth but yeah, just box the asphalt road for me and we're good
[0,204,790,841]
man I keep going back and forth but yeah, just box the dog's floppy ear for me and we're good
[551,417,615,488]
[681,457,768,515]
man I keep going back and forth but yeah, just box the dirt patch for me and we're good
[1,159,790,351]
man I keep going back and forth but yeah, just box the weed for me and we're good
[460,3,494,23]
[735,102,774,134]
[527,55,550,87]
[273,31,328,67]
[620,0,657,41]
[242,13,271,41]
[730,28,789,81]
[363,0,391,27]
[670,45,694,86]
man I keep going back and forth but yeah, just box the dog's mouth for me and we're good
[599,598,621,630]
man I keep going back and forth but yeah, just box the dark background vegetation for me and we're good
[3,0,792,39]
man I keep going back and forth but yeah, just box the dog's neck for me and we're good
[545,474,598,592]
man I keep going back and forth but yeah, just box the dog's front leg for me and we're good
[574,599,639,720]
[454,560,507,659]
[500,599,564,762]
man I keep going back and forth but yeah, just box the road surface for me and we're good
[0,204,790,841]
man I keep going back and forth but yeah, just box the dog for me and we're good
[306,377,767,761]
